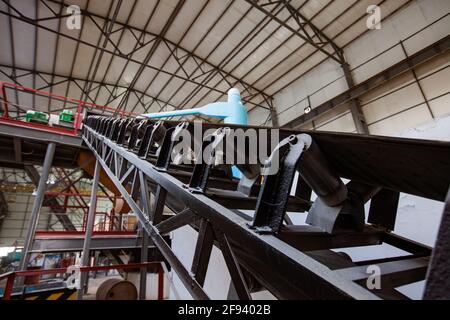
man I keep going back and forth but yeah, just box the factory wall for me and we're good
[0,193,56,246]
[244,0,450,299]
[249,0,450,135]
[0,191,113,246]
[167,0,450,299]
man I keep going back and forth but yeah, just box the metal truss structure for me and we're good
[244,0,390,133]
[0,189,7,231]
[0,0,418,129]
[0,0,276,116]
[82,115,450,299]
[1,0,450,300]
[284,35,450,129]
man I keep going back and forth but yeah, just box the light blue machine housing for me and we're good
[140,88,248,177]
[140,88,248,126]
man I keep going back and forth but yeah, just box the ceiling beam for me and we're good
[245,0,369,132]
[114,0,185,112]
[244,0,345,64]
[0,64,179,113]
[284,35,450,129]
[44,0,272,111]
[0,7,236,101]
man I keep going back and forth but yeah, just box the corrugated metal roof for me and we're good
[0,0,410,120]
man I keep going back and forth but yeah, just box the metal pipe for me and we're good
[18,142,56,272]
[139,226,149,300]
[298,140,347,207]
[141,88,248,125]
[77,159,101,300]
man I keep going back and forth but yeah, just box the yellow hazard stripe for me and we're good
[67,291,77,300]
[47,292,64,300]
[15,289,77,300]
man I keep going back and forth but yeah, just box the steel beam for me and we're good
[78,158,101,299]
[18,142,56,272]
[0,190,8,232]
[245,0,369,132]
[342,63,369,134]
[82,124,379,299]
[285,35,450,129]
[31,233,149,252]
[13,138,21,162]
[139,171,150,300]
[244,0,344,64]
[139,226,149,300]
[24,165,76,231]
[0,121,83,147]
[424,188,450,299]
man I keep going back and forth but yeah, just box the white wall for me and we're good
[169,225,231,300]
[248,0,450,134]
[0,193,52,246]
[342,115,449,299]
[244,0,450,299]
[0,190,113,246]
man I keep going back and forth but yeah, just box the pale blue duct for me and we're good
[140,88,248,125]
[140,88,248,178]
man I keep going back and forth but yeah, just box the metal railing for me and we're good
[0,261,164,300]
[0,81,137,137]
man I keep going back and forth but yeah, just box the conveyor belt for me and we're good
[81,116,450,300]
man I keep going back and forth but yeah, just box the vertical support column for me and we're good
[139,170,150,300]
[77,159,101,300]
[0,83,9,118]
[2,273,16,300]
[158,264,164,300]
[18,142,56,273]
[424,188,450,299]
[342,63,369,134]
[139,227,149,300]
[265,96,279,127]
[399,41,434,119]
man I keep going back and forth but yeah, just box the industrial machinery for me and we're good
[81,107,450,299]
[1,82,450,300]
[59,110,75,124]
[25,110,49,124]
[141,88,248,125]
[0,248,22,273]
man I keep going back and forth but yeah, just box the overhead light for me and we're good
[304,106,312,114]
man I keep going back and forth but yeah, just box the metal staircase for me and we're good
[81,115,450,300]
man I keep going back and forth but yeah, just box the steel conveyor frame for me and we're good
[82,116,450,300]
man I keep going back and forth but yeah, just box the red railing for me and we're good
[40,191,124,232]
[34,230,136,237]
[0,81,137,136]
[0,262,164,300]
